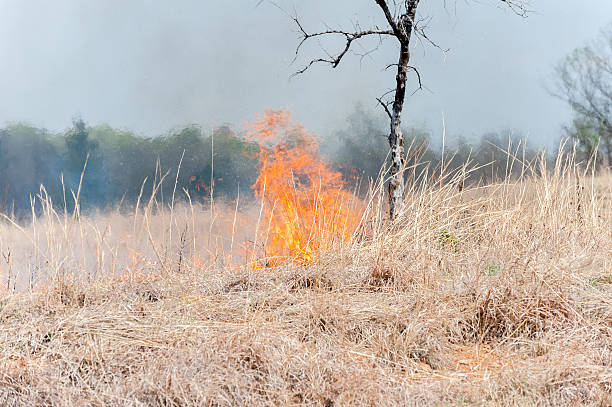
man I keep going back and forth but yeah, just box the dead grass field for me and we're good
[0,159,610,406]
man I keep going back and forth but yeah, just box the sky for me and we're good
[1,0,611,148]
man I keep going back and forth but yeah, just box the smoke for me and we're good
[1,1,611,145]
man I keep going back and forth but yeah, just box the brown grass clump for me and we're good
[0,154,611,406]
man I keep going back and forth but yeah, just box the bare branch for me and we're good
[373,0,401,36]
[379,87,396,99]
[412,15,450,55]
[499,0,531,17]
[290,12,394,75]
[408,65,423,92]
[377,97,393,120]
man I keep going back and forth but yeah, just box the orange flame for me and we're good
[246,110,362,266]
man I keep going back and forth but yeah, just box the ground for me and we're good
[0,170,610,406]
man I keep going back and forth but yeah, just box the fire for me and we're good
[246,110,362,266]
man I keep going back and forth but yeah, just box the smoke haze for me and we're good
[1,0,611,146]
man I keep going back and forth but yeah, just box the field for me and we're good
[0,151,611,406]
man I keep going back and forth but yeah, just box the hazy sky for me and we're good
[1,1,611,147]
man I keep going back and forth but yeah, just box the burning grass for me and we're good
[246,110,363,266]
[0,131,611,405]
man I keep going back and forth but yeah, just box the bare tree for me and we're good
[554,26,612,166]
[288,0,530,219]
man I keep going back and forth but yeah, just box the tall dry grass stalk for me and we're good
[0,150,610,406]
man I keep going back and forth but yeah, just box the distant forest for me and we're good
[0,105,551,217]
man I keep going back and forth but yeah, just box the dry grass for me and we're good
[0,156,611,406]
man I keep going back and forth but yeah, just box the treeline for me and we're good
[329,105,542,186]
[0,119,258,216]
[1,106,544,216]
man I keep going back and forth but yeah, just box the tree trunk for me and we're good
[388,44,410,219]
[387,7,417,220]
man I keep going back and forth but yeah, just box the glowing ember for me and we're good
[246,110,362,266]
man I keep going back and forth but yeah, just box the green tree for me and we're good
[65,117,97,173]
[64,117,106,207]
[0,123,62,215]
[564,116,602,162]
[554,25,612,165]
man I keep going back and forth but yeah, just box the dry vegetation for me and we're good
[0,154,611,406]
